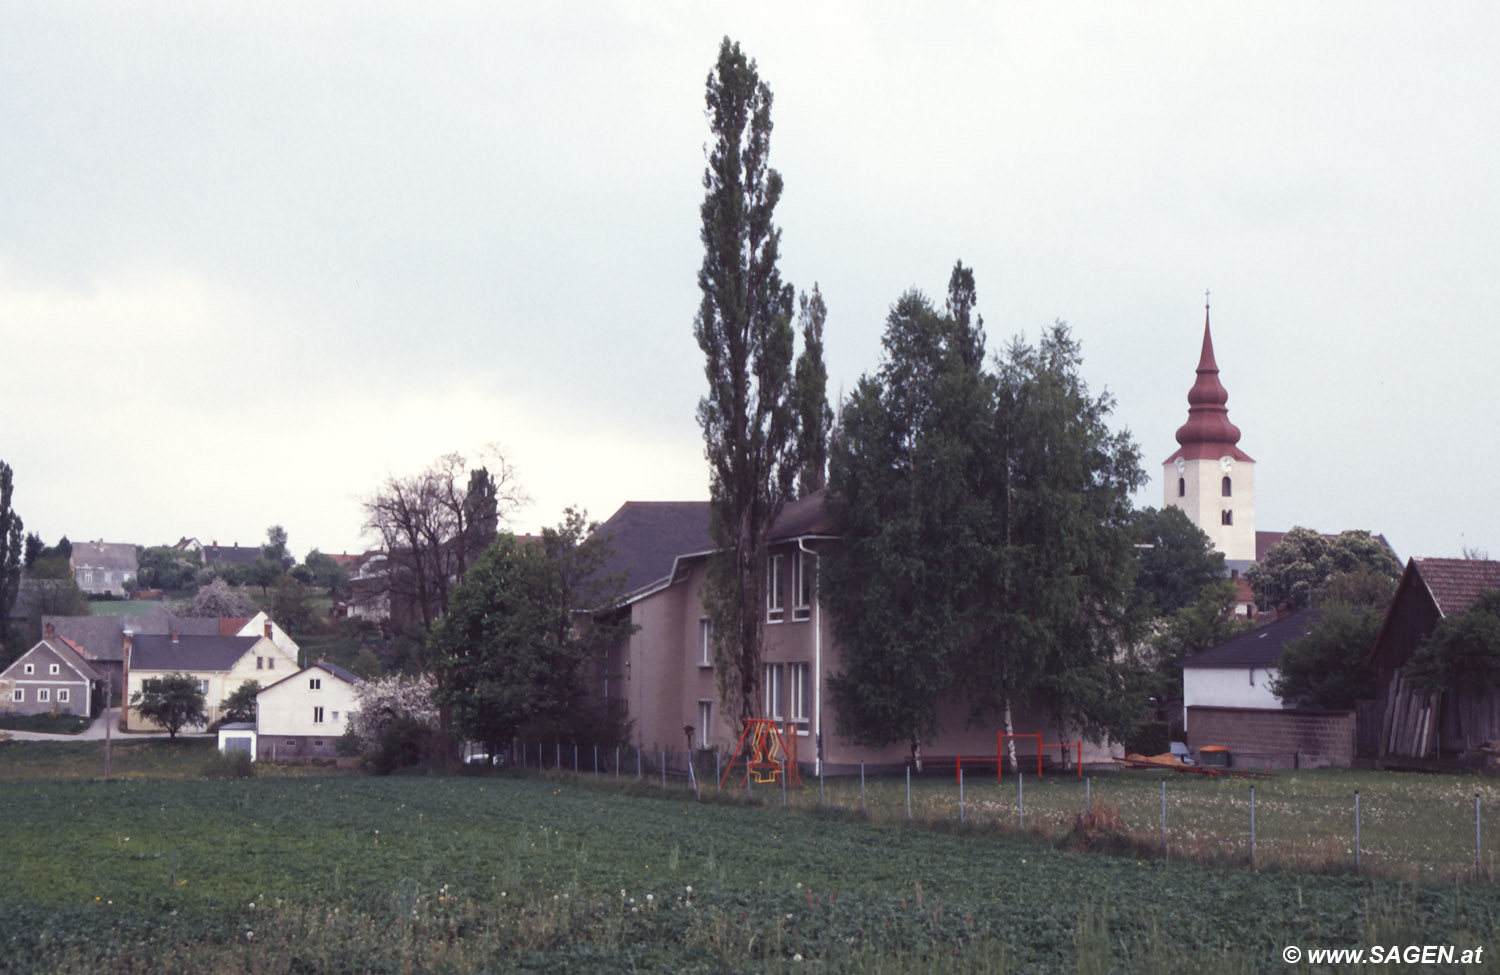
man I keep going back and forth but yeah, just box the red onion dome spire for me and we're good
[1170,300,1251,461]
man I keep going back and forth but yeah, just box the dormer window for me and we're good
[1221,476,1232,497]
[1221,509,1233,526]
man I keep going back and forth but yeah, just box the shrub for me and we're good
[200,750,255,778]
[1124,721,1170,756]
[364,716,441,775]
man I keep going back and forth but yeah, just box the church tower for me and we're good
[1164,304,1256,566]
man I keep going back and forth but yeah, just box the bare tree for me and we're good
[361,447,526,632]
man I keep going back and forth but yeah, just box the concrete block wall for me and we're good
[1186,706,1355,769]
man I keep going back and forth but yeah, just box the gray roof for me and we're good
[260,660,361,695]
[45,609,220,662]
[1183,608,1323,669]
[203,543,263,566]
[70,541,138,572]
[589,501,713,599]
[129,634,260,672]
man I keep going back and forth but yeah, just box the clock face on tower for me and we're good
[1175,457,1186,475]
[1219,455,1235,474]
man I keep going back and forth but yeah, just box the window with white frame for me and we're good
[11,689,22,702]
[197,680,209,695]
[49,663,60,675]
[38,689,50,703]
[763,663,784,719]
[256,657,264,670]
[23,663,33,675]
[313,706,325,723]
[57,689,70,703]
[788,663,810,724]
[793,551,814,621]
[698,700,713,747]
[309,678,322,690]
[767,554,786,622]
[697,618,712,667]
[267,658,275,669]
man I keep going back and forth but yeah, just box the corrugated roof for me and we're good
[130,634,259,672]
[1182,608,1323,669]
[1413,557,1500,617]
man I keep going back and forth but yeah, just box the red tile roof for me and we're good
[1413,557,1500,617]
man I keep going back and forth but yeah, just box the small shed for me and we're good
[217,722,258,761]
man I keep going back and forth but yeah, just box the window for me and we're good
[331,710,339,721]
[23,663,33,675]
[49,663,60,675]
[1177,477,1185,498]
[313,740,324,748]
[1222,476,1232,498]
[197,680,210,694]
[38,689,50,703]
[697,618,712,667]
[763,663,784,719]
[256,657,264,670]
[309,678,322,690]
[698,700,713,747]
[267,658,275,670]
[11,689,21,702]
[286,739,296,747]
[767,555,786,622]
[793,551,814,621]
[788,663,810,724]
[58,689,70,703]
[1221,509,1233,526]
[313,707,325,723]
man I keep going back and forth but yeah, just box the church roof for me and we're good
[1164,308,1255,465]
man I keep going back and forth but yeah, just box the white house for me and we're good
[124,621,297,731]
[1181,609,1320,726]
[252,661,362,761]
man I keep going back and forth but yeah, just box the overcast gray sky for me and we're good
[4,2,1496,563]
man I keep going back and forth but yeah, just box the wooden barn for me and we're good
[1370,557,1500,759]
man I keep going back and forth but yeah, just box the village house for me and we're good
[124,619,297,731]
[0,635,101,717]
[69,540,138,597]
[218,660,361,761]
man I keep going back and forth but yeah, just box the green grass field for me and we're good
[1,741,1498,973]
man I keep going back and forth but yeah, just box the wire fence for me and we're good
[505,741,1500,882]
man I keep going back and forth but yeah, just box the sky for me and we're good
[3,2,1497,563]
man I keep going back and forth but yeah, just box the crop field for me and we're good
[2,744,1499,974]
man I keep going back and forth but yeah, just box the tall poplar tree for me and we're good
[694,38,800,720]
[793,285,833,497]
[0,461,23,648]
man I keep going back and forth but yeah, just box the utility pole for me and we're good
[104,674,112,781]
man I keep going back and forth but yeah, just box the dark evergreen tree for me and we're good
[693,38,800,720]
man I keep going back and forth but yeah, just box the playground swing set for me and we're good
[718,719,1080,788]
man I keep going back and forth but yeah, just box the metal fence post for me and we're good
[1086,776,1091,813]
[860,763,866,813]
[959,768,965,823]
[1477,793,1483,878]
[660,749,666,789]
[615,746,620,779]
[1250,785,1256,870]
[781,763,787,807]
[1355,790,1361,872]
[574,744,578,773]
[1019,772,1024,828]
[1160,779,1166,855]
[716,751,721,791]
[636,747,641,779]
[556,742,561,770]
[906,766,911,820]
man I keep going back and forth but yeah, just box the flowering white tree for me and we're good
[349,673,439,750]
